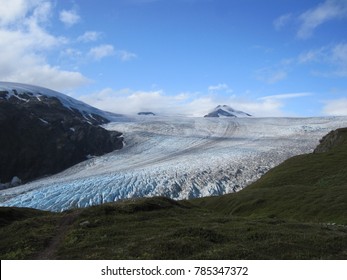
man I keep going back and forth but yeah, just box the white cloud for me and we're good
[80,87,290,117]
[297,0,347,39]
[77,31,101,42]
[80,88,182,115]
[0,1,89,91]
[208,83,230,92]
[0,0,43,26]
[87,45,137,62]
[260,92,312,100]
[260,43,347,81]
[116,50,137,61]
[61,48,82,58]
[298,42,347,77]
[7,63,89,90]
[256,67,288,84]
[274,1,347,39]
[273,13,292,31]
[88,44,115,60]
[249,92,314,117]
[267,71,287,84]
[0,1,136,90]
[331,43,347,76]
[323,98,347,116]
[59,9,80,27]
[236,98,284,117]
[298,47,325,63]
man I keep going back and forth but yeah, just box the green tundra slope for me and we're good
[193,128,347,224]
[0,128,346,260]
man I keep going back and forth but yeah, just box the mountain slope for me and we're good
[204,105,251,118]
[0,82,123,186]
[0,82,122,123]
[193,127,347,224]
[0,128,346,260]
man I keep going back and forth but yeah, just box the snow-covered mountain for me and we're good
[204,105,251,118]
[1,115,346,212]
[0,82,122,123]
[0,82,123,186]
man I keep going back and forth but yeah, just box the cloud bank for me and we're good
[80,85,311,117]
[0,0,88,91]
[323,98,347,116]
[0,0,136,91]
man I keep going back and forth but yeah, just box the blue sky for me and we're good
[0,0,347,116]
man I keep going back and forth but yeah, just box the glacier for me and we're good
[1,115,347,212]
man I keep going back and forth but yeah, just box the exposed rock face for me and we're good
[138,112,156,116]
[0,86,123,185]
[314,127,347,153]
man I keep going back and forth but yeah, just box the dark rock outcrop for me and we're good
[314,127,347,153]
[138,112,156,116]
[0,87,123,185]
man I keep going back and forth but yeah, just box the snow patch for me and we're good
[39,118,49,125]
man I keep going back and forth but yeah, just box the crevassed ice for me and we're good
[1,116,346,212]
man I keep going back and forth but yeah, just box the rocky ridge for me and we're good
[0,82,123,187]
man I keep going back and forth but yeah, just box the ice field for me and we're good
[1,115,347,212]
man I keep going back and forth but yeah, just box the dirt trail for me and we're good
[35,210,81,260]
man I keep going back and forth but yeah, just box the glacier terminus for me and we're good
[1,114,347,212]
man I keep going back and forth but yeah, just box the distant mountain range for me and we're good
[204,105,251,118]
[0,82,123,187]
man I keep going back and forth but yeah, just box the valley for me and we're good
[1,115,346,212]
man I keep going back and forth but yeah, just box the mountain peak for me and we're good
[204,105,251,118]
[0,82,122,123]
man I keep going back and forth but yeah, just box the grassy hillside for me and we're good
[193,128,347,224]
[0,128,346,260]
